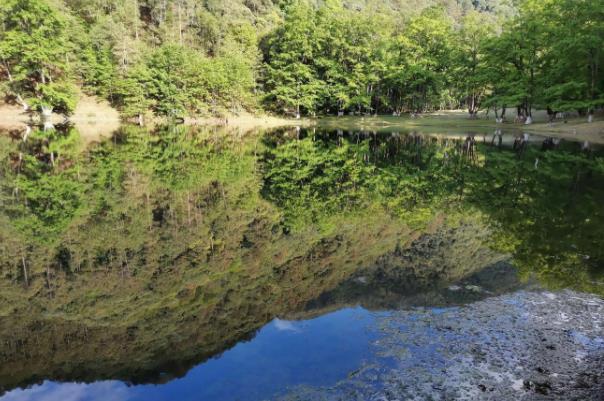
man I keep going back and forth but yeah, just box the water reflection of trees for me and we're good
[0,125,602,394]
[3,125,602,298]
[262,128,604,295]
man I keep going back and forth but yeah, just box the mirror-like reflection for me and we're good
[0,125,602,400]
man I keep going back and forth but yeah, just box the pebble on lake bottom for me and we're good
[281,290,604,401]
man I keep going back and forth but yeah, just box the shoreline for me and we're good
[0,99,312,134]
[316,113,604,144]
[2,102,603,144]
[181,114,313,131]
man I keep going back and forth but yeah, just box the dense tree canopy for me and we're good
[0,0,79,114]
[0,0,602,119]
[264,0,604,118]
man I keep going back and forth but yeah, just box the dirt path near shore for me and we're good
[0,99,308,137]
[0,95,120,124]
[0,95,121,143]
[183,113,311,131]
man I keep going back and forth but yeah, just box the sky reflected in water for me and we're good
[2,308,383,401]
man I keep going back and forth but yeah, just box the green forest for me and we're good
[1,0,603,120]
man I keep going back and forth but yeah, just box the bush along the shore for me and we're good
[1,0,603,121]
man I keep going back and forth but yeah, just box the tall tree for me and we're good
[454,11,496,118]
[263,1,323,116]
[388,7,455,113]
[0,0,77,115]
[540,0,604,119]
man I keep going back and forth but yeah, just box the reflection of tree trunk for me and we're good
[570,170,581,199]
[221,183,227,209]
[177,0,183,45]
[513,171,522,204]
[134,0,139,39]
[146,193,152,230]
[45,265,54,298]
[21,256,28,287]
[122,250,130,278]
[187,191,191,225]
[589,52,597,122]
[23,126,31,142]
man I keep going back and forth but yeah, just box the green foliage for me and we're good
[263,1,322,115]
[263,0,603,117]
[263,131,458,228]
[112,62,154,118]
[452,11,496,115]
[0,0,78,114]
[0,127,86,245]
[482,0,604,117]
[538,0,604,112]
[2,0,603,119]
[389,7,456,112]
[111,43,257,117]
[262,133,373,225]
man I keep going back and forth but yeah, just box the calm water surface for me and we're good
[0,124,602,400]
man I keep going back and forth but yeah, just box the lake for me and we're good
[0,124,603,401]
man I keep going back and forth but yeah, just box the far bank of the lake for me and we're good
[2,103,604,144]
[317,111,604,144]
[0,97,311,134]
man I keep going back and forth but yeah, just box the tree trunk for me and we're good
[468,94,478,118]
[2,60,29,110]
[23,126,31,142]
[45,265,53,298]
[41,106,53,118]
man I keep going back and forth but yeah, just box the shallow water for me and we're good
[0,125,602,400]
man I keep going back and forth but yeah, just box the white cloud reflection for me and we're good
[1,381,130,401]
[273,318,300,333]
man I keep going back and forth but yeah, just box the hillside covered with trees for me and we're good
[0,0,602,121]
